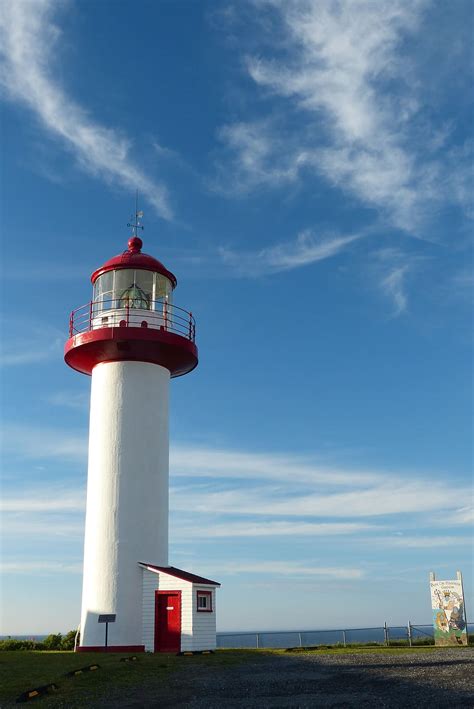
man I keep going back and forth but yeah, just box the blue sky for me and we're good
[0,0,472,634]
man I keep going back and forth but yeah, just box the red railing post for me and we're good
[126,302,130,326]
[89,301,93,331]
[189,312,193,340]
[69,312,73,338]
[164,301,168,331]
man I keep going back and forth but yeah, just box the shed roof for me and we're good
[139,563,220,586]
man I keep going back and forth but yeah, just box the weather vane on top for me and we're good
[127,190,144,237]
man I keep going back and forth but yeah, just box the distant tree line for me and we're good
[0,631,77,651]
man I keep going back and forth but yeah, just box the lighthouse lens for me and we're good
[119,284,150,309]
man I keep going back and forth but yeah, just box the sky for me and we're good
[0,0,472,635]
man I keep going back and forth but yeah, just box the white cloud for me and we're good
[2,424,377,486]
[206,560,364,579]
[0,490,85,513]
[171,444,379,486]
[1,424,88,462]
[380,265,409,316]
[3,425,469,533]
[215,120,301,193]
[1,516,84,537]
[0,322,63,367]
[379,535,473,549]
[372,248,417,316]
[0,560,82,575]
[219,229,361,276]
[48,391,89,411]
[0,347,60,367]
[435,506,474,527]
[219,0,471,232]
[171,479,470,519]
[172,520,377,538]
[0,0,172,219]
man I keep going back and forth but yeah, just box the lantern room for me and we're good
[64,235,198,378]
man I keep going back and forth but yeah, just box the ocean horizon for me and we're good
[3,623,473,648]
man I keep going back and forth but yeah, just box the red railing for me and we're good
[68,299,196,342]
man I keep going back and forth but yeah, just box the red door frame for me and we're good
[154,590,182,653]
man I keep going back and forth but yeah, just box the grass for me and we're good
[0,650,255,708]
[0,645,470,707]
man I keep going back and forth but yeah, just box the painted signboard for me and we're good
[430,571,467,646]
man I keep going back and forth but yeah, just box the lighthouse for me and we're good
[65,218,219,653]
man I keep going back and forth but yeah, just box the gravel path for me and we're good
[104,648,474,708]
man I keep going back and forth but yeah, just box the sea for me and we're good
[216,623,474,649]
[3,624,473,649]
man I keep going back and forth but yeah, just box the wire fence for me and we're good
[216,623,473,649]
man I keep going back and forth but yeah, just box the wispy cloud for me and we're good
[3,425,470,545]
[205,560,364,579]
[0,560,82,575]
[435,506,474,527]
[380,266,410,316]
[48,391,89,411]
[378,535,473,549]
[0,0,172,218]
[215,120,301,194]
[218,0,472,233]
[372,248,417,316]
[219,229,361,276]
[1,424,88,462]
[171,479,470,519]
[0,490,85,513]
[1,517,84,537]
[173,520,377,539]
[171,444,379,486]
[0,322,63,367]
[3,422,377,486]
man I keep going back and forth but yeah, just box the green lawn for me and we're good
[0,650,255,707]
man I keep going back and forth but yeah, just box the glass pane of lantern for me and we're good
[134,270,154,306]
[113,269,135,307]
[93,271,114,312]
[154,274,172,303]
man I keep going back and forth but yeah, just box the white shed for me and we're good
[139,563,220,653]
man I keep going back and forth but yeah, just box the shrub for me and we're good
[0,631,79,651]
[42,633,63,650]
[61,630,77,651]
[0,639,43,651]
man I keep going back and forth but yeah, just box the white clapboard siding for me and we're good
[141,567,218,652]
[192,587,217,651]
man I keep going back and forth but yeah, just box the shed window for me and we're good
[196,590,212,612]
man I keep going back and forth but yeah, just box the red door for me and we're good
[154,591,181,652]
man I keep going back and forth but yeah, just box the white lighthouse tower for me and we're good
[65,219,219,653]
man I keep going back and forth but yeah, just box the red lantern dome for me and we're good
[64,237,198,377]
[90,236,178,288]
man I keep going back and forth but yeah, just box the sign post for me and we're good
[98,614,116,649]
[430,571,467,646]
